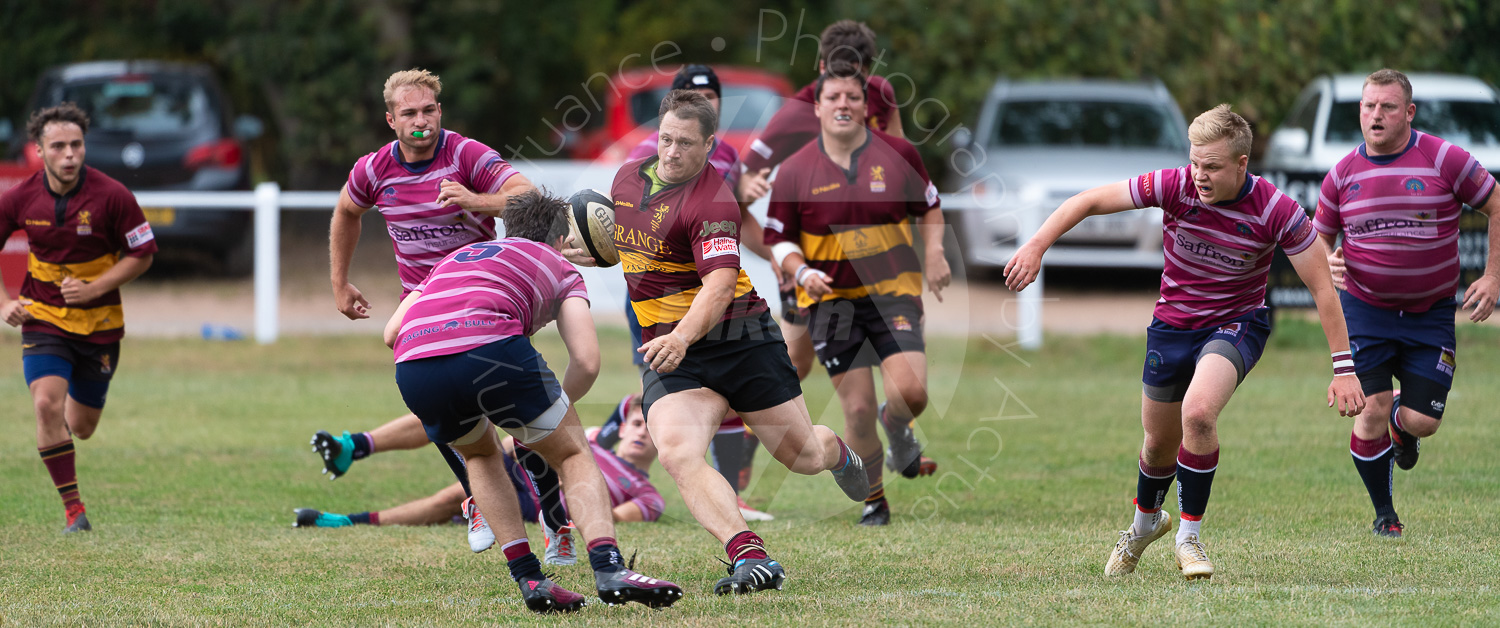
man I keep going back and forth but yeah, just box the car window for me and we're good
[629,85,782,131]
[1286,92,1321,133]
[993,100,1186,149]
[55,75,216,139]
[1326,99,1500,147]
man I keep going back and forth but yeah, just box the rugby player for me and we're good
[1005,104,1364,580]
[1314,69,1500,538]
[384,190,679,612]
[763,62,948,527]
[0,103,157,534]
[295,395,664,567]
[322,68,535,551]
[612,89,868,595]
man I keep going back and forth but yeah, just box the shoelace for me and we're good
[1181,539,1209,562]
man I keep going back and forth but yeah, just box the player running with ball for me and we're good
[1005,105,1364,580]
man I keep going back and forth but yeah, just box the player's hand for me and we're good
[60,276,99,305]
[737,167,772,204]
[436,179,479,209]
[561,236,597,267]
[1327,375,1365,417]
[0,298,33,326]
[1328,246,1347,291]
[801,271,833,300]
[925,249,951,303]
[639,331,689,374]
[1003,243,1044,292]
[1462,273,1499,322]
[334,282,371,320]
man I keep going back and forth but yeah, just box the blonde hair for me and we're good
[383,69,442,111]
[1364,68,1413,104]
[1188,104,1253,159]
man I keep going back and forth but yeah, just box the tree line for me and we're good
[1,0,1492,188]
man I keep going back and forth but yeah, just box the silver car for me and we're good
[947,79,1189,270]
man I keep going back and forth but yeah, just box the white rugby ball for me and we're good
[566,188,619,267]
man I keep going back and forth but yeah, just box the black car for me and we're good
[15,60,263,273]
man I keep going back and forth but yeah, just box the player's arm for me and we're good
[0,220,31,325]
[1004,180,1136,291]
[639,267,737,373]
[1287,242,1365,417]
[555,295,600,403]
[885,108,906,139]
[383,289,422,349]
[1462,191,1500,322]
[439,172,535,218]
[60,254,153,305]
[330,185,373,320]
[917,206,951,302]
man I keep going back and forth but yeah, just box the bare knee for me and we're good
[33,393,65,424]
[71,421,96,440]
[891,384,928,418]
[1141,432,1179,464]
[1401,410,1441,438]
[1180,404,1217,442]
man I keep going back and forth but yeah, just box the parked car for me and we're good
[947,79,1189,271]
[567,65,793,163]
[6,60,263,273]
[1262,72,1500,208]
[1259,72,1500,307]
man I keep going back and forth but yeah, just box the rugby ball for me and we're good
[566,189,619,267]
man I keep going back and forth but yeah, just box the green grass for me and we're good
[2,320,1499,626]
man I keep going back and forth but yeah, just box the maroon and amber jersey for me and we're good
[742,75,899,172]
[764,129,939,309]
[0,167,157,343]
[611,157,767,342]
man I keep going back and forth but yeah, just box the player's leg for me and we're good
[830,366,887,525]
[1341,291,1404,536]
[310,413,428,480]
[649,388,739,536]
[1386,304,1456,469]
[1171,353,1237,580]
[508,435,576,565]
[524,403,681,606]
[294,482,467,528]
[26,341,89,533]
[1105,393,1181,576]
[60,341,115,442]
[879,350,937,478]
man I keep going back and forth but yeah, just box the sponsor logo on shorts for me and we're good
[1431,400,1446,412]
[1146,349,1163,369]
[125,222,155,249]
[1215,322,1243,336]
[701,237,738,259]
[1404,178,1426,193]
[1437,347,1456,376]
[891,315,912,332]
[99,354,112,375]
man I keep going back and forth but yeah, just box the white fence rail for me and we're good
[131,170,1043,348]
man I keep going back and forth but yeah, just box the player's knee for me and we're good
[32,393,65,421]
[1402,410,1441,438]
[893,385,928,417]
[71,422,96,440]
[1180,407,1217,440]
[1140,434,1178,463]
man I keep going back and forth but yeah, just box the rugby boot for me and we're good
[310,430,355,480]
[63,503,91,534]
[1174,534,1214,580]
[857,499,890,526]
[519,576,586,614]
[462,496,495,553]
[829,440,870,501]
[878,402,930,478]
[292,508,351,528]
[1373,515,1404,538]
[1105,510,1172,576]
[714,557,786,595]
[595,568,683,608]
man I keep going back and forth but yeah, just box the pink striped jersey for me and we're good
[392,238,587,363]
[589,437,663,522]
[1129,167,1317,329]
[346,130,520,295]
[1314,130,1496,312]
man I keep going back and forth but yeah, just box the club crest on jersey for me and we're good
[1437,347,1456,376]
[1235,222,1252,236]
[1404,178,1426,193]
[1347,183,1363,201]
[1182,207,1200,221]
[651,204,671,230]
[891,315,912,332]
[869,165,886,193]
[383,186,397,198]
[76,210,92,236]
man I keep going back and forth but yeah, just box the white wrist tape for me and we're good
[771,241,803,268]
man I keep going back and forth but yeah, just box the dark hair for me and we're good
[502,189,570,244]
[1365,68,1413,104]
[819,20,877,67]
[814,60,869,102]
[658,89,717,140]
[672,64,721,99]
[27,102,90,143]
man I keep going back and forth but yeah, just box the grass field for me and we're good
[2,321,1499,626]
